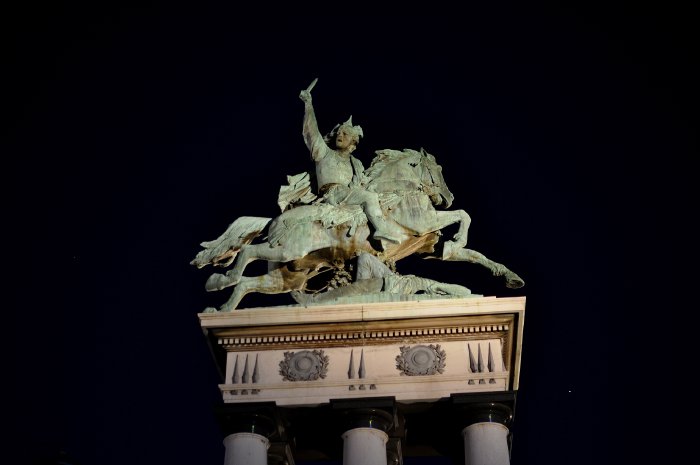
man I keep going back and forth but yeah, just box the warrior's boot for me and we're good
[365,209,403,244]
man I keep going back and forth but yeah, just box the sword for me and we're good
[306,78,318,92]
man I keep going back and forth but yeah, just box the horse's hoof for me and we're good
[505,271,525,289]
[202,307,218,313]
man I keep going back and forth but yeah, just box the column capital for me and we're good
[342,407,395,432]
[215,402,279,438]
[224,432,271,446]
[451,392,515,428]
[331,397,397,433]
[460,402,513,429]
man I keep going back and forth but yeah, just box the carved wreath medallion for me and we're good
[396,344,446,376]
[279,349,329,381]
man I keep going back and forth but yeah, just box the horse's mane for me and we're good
[364,148,422,181]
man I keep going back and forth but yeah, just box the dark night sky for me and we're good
[7,3,695,465]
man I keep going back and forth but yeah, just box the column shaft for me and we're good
[462,422,510,465]
[223,432,270,465]
[342,427,389,465]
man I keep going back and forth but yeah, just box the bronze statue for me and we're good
[299,79,403,246]
[191,80,523,311]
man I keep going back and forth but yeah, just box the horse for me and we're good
[191,148,523,311]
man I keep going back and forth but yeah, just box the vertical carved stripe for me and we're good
[477,344,485,384]
[251,354,260,394]
[252,354,259,383]
[359,348,367,390]
[467,343,476,385]
[242,354,249,384]
[359,349,366,379]
[467,344,477,372]
[348,349,355,379]
[232,354,239,384]
[477,345,484,372]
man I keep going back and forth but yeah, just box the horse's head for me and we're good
[365,148,454,208]
[416,148,454,208]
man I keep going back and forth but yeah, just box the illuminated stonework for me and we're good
[198,296,525,406]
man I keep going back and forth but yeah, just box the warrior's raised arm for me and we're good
[299,78,327,162]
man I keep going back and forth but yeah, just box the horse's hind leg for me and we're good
[219,268,298,311]
[206,243,288,291]
[443,248,525,289]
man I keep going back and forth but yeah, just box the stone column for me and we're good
[217,410,276,465]
[460,402,512,465]
[343,427,388,465]
[223,432,270,465]
[340,408,394,465]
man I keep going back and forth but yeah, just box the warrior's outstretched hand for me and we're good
[299,78,318,103]
[299,89,312,103]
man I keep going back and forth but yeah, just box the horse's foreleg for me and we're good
[218,269,288,312]
[206,243,287,291]
[443,248,525,289]
[434,209,471,249]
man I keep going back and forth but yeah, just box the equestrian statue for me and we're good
[191,79,524,311]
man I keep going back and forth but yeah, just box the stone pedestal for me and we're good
[198,296,525,463]
[200,296,525,406]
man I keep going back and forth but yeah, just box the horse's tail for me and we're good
[191,216,271,268]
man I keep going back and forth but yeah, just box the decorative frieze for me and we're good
[200,297,525,406]
[217,324,510,350]
[220,339,509,405]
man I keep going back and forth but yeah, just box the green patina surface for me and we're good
[192,79,523,312]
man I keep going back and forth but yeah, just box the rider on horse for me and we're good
[299,81,404,246]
